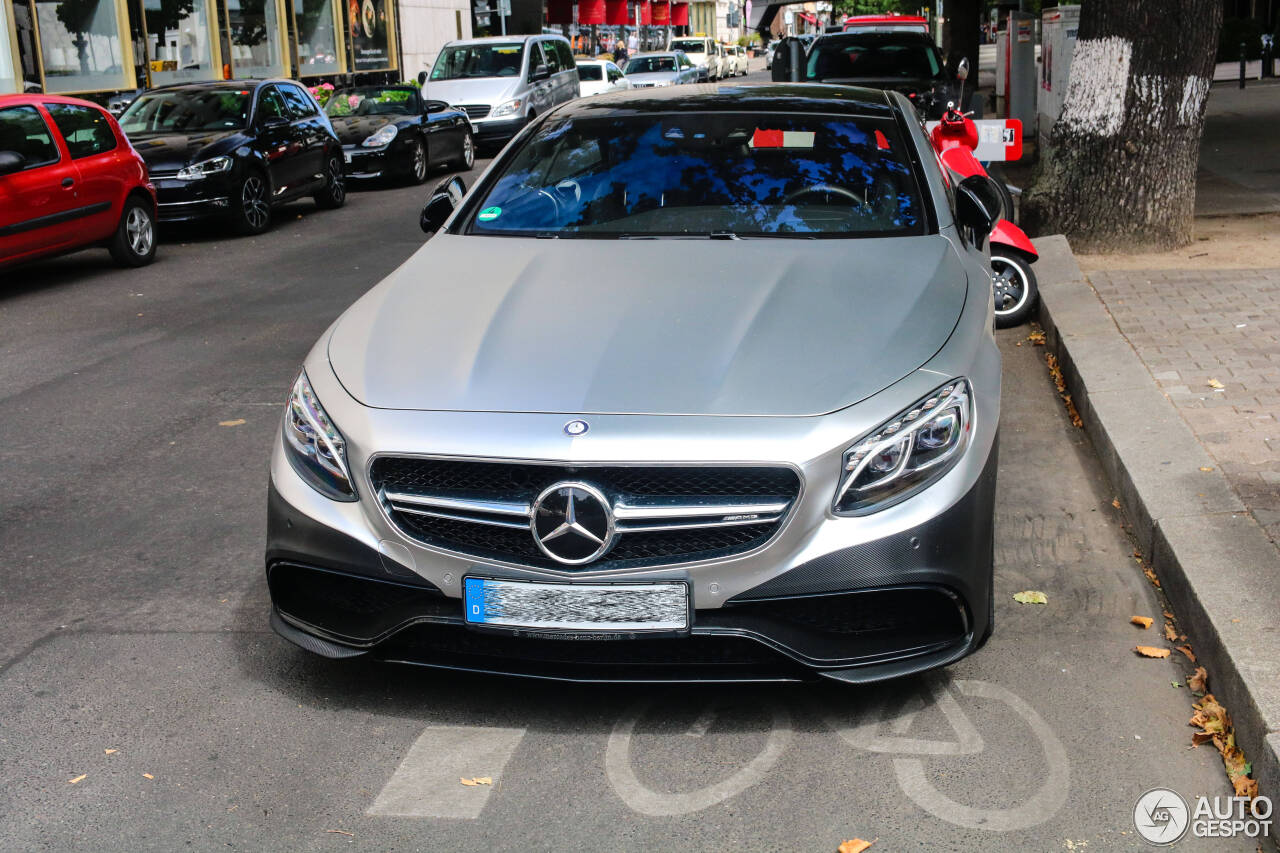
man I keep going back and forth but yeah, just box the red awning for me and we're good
[579,0,606,24]
[605,0,629,24]
[547,0,573,23]
[670,1,688,25]
[796,11,817,23]
[651,0,669,24]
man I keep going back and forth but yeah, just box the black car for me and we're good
[324,85,475,185]
[782,32,957,118]
[119,79,346,235]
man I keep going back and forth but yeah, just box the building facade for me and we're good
[0,0,469,96]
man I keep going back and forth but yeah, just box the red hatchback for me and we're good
[0,94,157,270]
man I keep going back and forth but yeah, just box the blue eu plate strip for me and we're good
[463,577,487,623]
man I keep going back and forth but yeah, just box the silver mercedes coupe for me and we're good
[266,83,1005,683]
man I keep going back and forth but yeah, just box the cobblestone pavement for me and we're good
[1087,268,1280,548]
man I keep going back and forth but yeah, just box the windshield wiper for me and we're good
[708,231,741,240]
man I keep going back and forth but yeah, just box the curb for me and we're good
[1034,235,1280,807]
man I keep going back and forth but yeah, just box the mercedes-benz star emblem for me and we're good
[564,419,589,436]
[531,481,614,565]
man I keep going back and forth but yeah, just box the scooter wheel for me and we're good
[991,252,1038,329]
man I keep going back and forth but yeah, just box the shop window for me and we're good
[294,0,341,75]
[34,0,135,92]
[143,0,217,84]
[45,102,116,157]
[225,0,285,77]
[348,0,392,71]
[0,104,60,168]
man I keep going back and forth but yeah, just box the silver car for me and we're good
[421,35,579,148]
[622,52,700,88]
[267,84,1006,684]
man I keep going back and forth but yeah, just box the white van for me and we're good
[422,35,579,147]
[668,36,719,81]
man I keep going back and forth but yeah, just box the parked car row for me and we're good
[668,36,750,81]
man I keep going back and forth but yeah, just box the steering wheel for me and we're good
[783,184,863,206]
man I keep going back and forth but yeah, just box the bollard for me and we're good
[1240,40,1247,88]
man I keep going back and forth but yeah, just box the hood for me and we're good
[420,77,518,108]
[328,235,968,417]
[128,129,243,172]
[329,114,396,145]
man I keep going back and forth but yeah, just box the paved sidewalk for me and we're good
[1086,268,1280,550]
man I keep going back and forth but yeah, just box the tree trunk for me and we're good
[1022,0,1223,252]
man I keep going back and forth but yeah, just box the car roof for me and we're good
[813,30,937,46]
[551,82,896,118]
[630,51,682,58]
[0,92,114,109]
[141,79,289,94]
[445,34,564,47]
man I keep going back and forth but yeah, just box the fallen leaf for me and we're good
[1163,611,1175,619]
[104,749,117,755]
[1172,681,1182,688]
[1164,622,1178,642]
[1200,466,1214,472]
[1013,590,1048,604]
[459,777,478,787]
[837,839,875,853]
[459,777,493,787]
[1131,616,1153,629]
[1135,646,1171,658]
[1027,330,1046,346]
[1207,379,1224,389]
[218,418,246,427]
[1112,498,1121,509]
[326,829,355,837]
[68,774,86,784]
[1176,645,1197,662]
[1143,566,1161,588]
[142,773,154,780]
[1188,667,1208,693]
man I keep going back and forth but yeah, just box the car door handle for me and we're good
[61,177,74,188]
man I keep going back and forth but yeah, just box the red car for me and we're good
[0,94,157,270]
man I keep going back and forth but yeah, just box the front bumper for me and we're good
[341,144,393,179]
[470,116,526,145]
[152,174,235,222]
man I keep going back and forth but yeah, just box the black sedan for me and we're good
[324,85,474,185]
[119,79,345,235]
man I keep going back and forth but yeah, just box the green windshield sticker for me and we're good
[478,206,502,221]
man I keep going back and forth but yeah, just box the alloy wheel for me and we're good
[412,141,426,181]
[242,176,269,231]
[126,206,153,257]
[462,134,475,169]
[991,257,1029,315]
[327,157,346,204]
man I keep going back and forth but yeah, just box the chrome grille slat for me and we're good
[613,501,791,520]
[390,504,533,530]
[383,491,531,517]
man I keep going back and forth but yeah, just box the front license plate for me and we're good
[463,577,688,632]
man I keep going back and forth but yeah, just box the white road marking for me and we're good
[606,701,791,816]
[826,678,984,756]
[367,725,526,819]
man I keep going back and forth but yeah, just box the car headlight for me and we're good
[176,155,232,180]
[361,124,398,147]
[491,98,523,118]
[833,379,972,515]
[282,370,356,501]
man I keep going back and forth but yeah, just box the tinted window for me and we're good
[120,88,251,132]
[45,103,117,159]
[431,43,524,80]
[671,39,706,54]
[554,41,575,69]
[626,56,676,73]
[256,87,288,121]
[278,84,318,118]
[807,33,944,80]
[577,65,603,81]
[607,64,622,81]
[0,106,60,168]
[468,112,924,238]
[540,42,561,73]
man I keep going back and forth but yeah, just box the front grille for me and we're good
[369,458,801,571]
[458,104,491,120]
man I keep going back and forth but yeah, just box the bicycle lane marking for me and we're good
[367,725,527,818]
[604,700,792,816]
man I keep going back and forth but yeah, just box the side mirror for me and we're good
[417,70,428,86]
[420,175,467,234]
[423,99,449,113]
[955,174,1004,242]
[956,56,970,81]
[0,150,26,177]
[531,63,550,81]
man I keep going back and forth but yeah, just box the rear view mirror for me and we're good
[955,174,1004,242]
[421,175,467,234]
[957,56,970,81]
[0,150,26,177]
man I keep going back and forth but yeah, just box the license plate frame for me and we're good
[462,576,690,634]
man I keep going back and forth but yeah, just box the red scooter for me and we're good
[930,105,1039,328]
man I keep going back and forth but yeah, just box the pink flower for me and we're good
[321,82,334,90]
[347,95,360,107]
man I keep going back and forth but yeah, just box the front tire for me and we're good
[451,131,475,171]
[313,152,346,210]
[991,252,1039,328]
[404,137,429,185]
[231,170,271,236]
[108,197,156,267]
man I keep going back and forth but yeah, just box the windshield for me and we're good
[119,89,249,133]
[807,34,944,80]
[626,56,676,74]
[431,43,524,80]
[325,86,416,117]
[466,112,925,238]
[670,40,705,53]
[577,65,603,81]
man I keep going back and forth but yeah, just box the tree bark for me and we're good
[1022,1,1222,252]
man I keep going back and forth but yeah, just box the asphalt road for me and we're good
[0,83,1252,851]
